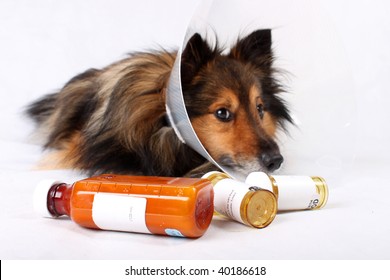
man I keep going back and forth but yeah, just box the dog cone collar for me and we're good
[166,29,245,181]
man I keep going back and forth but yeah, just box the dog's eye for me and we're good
[215,108,233,122]
[257,104,265,119]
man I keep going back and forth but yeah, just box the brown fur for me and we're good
[26,30,292,177]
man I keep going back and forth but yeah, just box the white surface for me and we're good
[1,0,390,259]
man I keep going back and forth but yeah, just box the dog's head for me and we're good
[181,30,292,174]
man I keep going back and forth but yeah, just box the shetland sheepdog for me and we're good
[26,29,292,177]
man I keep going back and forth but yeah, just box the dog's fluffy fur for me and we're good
[26,29,292,177]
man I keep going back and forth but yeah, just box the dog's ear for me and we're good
[181,33,216,86]
[229,29,273,68]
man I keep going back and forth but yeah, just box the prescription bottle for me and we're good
[202,172,277,228]
[33,174,214,238]
[245,172,328,211]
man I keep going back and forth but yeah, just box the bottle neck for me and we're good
[47,183,73,217]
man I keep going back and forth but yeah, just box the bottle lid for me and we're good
[202,171,223,178]
[242,189,277,228]
[33,179,60,218]
[202,171,230,186]
[311,176,329,209]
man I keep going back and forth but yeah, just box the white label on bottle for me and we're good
[272,176,319,210]
[213,179,250,224]
[92,193,150,234]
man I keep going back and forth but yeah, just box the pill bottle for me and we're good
[202,172,277,228]
[33,174,214,238]
[245,172,328,211]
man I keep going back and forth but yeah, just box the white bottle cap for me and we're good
[33,179,60,218]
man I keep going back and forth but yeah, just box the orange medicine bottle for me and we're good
[33,174,214,238]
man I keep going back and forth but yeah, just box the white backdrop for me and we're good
[0,0,389,259]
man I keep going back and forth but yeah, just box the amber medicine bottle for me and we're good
[245,172,328,211]
[202,172,277,228]
[33,174,214,238]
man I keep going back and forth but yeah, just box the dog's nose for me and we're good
[261,153,284,172]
